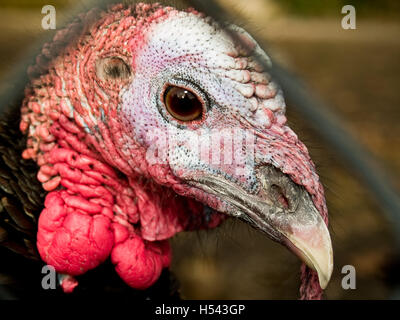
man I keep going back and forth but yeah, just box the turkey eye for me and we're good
[163,86,203,122]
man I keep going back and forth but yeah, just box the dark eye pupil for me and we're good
[164,86,203,121]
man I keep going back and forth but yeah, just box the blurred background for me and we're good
[0,0,399,299]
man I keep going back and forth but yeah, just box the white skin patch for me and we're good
[121,12,287,192]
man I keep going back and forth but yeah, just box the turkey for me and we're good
[0,2,333,300]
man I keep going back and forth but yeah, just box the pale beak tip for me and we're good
[316,260,332,289]
[284,219,334,290]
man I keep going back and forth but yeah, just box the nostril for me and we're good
[271,184,290,210]
[257,166,300,212]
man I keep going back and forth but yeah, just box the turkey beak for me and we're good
[256,166,333,289]
[280,214,333,289]
[190,166,333,289]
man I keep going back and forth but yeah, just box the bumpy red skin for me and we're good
[21,3,224,291]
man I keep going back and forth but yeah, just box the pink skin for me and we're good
[20,3,328,299]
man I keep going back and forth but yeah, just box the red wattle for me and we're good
[111,234,171,289]
[37,190,114,276]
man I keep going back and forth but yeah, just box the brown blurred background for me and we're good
[0,0,399,299]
